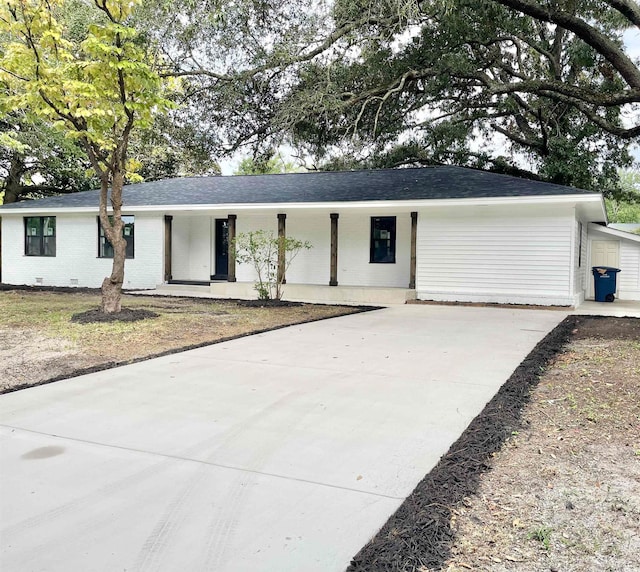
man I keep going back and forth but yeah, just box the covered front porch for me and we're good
[161,207,419,304]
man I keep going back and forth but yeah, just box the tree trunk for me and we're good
[2,153,26,204]
[99,171,126,314]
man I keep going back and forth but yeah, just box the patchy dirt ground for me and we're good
[0,288,363,393]
[349,316,640,572]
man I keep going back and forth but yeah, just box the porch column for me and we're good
[227,214,237,282]
[278,213,286,285]
[163,215,173,282]
[330,213,339,286]
[409,211,418,289]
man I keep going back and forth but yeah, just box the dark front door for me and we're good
[213,218,229,280]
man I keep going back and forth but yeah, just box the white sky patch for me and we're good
[623,28,640,61]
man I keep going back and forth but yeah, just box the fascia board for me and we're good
[0,193,604,215]
[588,222,640,243]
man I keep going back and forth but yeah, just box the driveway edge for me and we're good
[347,315,578,571]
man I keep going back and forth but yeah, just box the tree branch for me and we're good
[493,0,640,88]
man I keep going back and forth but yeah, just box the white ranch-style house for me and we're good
[1,166,639,306]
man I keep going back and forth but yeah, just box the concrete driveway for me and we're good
[0,305,565,572]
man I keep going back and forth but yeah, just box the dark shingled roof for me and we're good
[0,166,596,210]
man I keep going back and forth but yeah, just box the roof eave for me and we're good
[588,222,640,243]
[0,193,604,215]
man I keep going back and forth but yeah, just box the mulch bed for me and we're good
[0,283,101,294]
[236,299,303,308]
[347,315,579,571]
[70,308,159,323]
[571,315,640,340]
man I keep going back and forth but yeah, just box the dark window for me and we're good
[370,216,396,263]
[578,221,583,267]
[24,217,56,256]
[98,215,135,258]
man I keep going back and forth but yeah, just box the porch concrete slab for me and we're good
[0,305,566,572]
[574,299,640,318]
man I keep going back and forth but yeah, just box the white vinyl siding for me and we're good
[572,219,589,303]
[587,226,640,301]
[416,206,574,305]
[619,241,640,300]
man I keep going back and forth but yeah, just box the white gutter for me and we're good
[0,193,605,215]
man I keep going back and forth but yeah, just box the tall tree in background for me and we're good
[0,112,97,204]
[234,151,300,175]
[135,0,355,158]
[0,0,174,312]
[280,0,637,193]
[607,168,640,222]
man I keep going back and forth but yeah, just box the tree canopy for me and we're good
[0,112,97,204]
[275,0,639,193]
[234,151,300,175]
[3,0,639,203]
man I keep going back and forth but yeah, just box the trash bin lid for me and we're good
[592,266,621,274]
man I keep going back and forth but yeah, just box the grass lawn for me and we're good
[0,288,362,392]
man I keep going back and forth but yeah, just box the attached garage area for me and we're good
[587,224,640,301]
[415,202,592,307]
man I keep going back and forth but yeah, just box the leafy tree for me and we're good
[606,168,640,222]
[134,0,370,157]
[234,230,312,300]
[282,0,636,193]
[0,0,174,312]
[131,115,222,181]
[0,112,97,204]
[128,0,640,191]
[234,151,300,175]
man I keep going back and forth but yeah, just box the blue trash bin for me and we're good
[592,267,621,302]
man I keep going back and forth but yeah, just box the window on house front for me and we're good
[370,216,396,263]
[24,217,56,256]
[98,216,135,259]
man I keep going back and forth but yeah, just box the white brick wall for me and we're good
[171,215,212,281]
[1,213,164,289]
[234,211,411,288]
[336,212,411,288]
[286,213,331,285]
[235,214,279,283]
